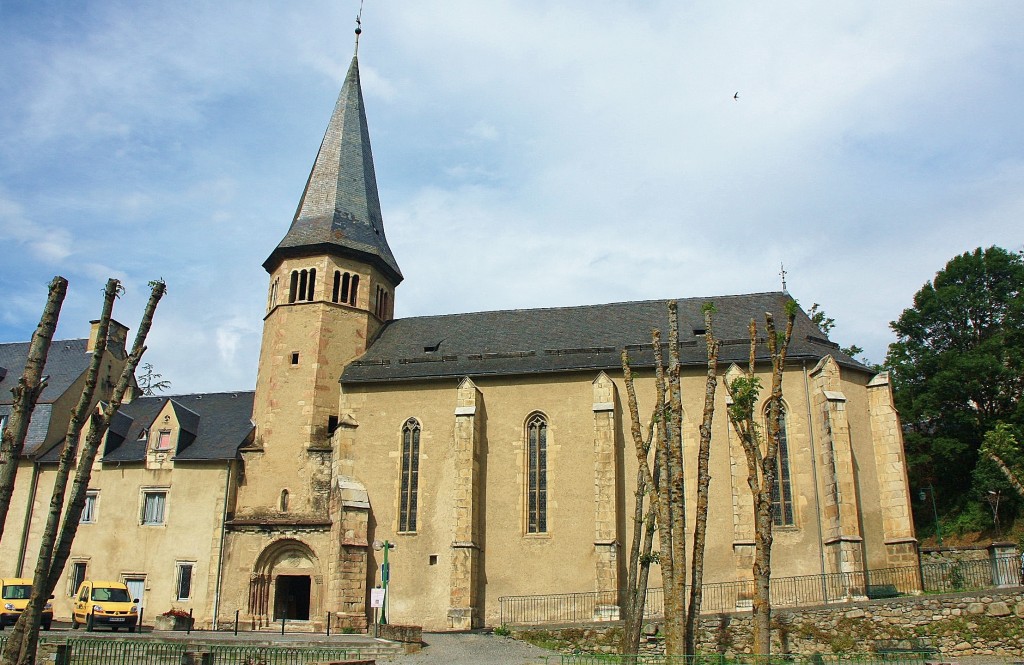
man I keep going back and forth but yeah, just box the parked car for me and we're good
[71,580,139,632]
[0,578,53,630]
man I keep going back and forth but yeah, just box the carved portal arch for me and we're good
[248,538,323,626]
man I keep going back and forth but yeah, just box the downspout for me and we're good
[802,361,827,598]
[212,460,232,627]
[16,461,41,577]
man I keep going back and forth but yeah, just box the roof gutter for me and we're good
[16,461,41,576]
[212,460,232,626]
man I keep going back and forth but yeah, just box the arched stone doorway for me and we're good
[248,539,322,626]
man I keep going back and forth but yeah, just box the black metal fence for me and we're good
[499,556,1022,625]
[49,638,373,665]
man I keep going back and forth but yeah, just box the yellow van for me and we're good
[71,580,139,632]
[0,578,53,631]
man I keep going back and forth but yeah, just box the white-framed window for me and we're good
[68,560,87,597]
[81,490,99,524]
[141,489,168,525]
[175,562,195,601]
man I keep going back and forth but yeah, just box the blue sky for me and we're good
[2,1,1022,393]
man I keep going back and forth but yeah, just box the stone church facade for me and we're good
[0,55,917,632]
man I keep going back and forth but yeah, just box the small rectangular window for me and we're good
[291,352,300,365]
[142,490,167,525]
[156,430,172,450]
[176,562,194,601]
[81,491,99,524]
[69,561,87,597]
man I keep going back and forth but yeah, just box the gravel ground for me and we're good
[390,631,557,664]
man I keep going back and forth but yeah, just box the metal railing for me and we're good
[500,556,1021,625]
[59,638,371,664]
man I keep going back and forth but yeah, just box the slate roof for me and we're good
[264,55,402,284]
[342,292,866,384]
[0,338,91,405]
[39,391,255,464]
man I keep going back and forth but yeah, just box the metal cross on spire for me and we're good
[780,263,788,292]
[354,0,365,55]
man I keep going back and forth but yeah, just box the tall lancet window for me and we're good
[399,418,421,533]
[526,413,548,534]
[768,404,795,526]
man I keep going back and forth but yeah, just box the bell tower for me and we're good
[240,54,402,519]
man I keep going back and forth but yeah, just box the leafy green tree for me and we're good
[886,246,1024,524]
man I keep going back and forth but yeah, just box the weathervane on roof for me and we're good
[354,0,365,55]
[780,262,788,292]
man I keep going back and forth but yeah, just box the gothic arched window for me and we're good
[768,404,795,526]
[526,414,548,534]
[399,418,421,532]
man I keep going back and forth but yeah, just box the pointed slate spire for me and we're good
[264,56,402,284]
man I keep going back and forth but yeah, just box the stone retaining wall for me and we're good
[510,588,1024,658]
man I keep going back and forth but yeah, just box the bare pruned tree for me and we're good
[620,301,720,657]
[1,279,165,665]
[723,303,796,655]
[0,277,67,545]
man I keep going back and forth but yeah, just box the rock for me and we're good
[966,602,986,614]
[845,609,865,619]
[986,601,1011,617]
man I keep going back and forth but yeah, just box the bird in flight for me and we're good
[733,92,739,100]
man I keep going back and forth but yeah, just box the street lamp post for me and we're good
[918,484,943,547]
[986,490,1002,539]
[372,539,395,625]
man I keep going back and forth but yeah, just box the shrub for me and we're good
[160,608,191,619]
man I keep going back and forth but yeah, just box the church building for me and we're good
[0,52,917,632]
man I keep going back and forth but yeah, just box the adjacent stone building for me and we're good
[0,54,918,632]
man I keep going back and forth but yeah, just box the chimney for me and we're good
[86,319,130,356]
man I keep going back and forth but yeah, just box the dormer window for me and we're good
[137,428,148,441]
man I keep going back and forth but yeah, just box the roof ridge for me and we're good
[391,291,791,323]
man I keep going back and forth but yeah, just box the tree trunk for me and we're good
[2,279,164,665]
[684,305,719,655]
[988,453,1024,499]
[663,303,687,656]
[1,279,117,665]
[752,309,794,655]
[47,280,165,594]
[724,305,796,656]
[650,332,683,655]
[0,277,67,545]
[620,350,661,657]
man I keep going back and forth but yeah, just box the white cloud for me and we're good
[2,1,1023,389]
